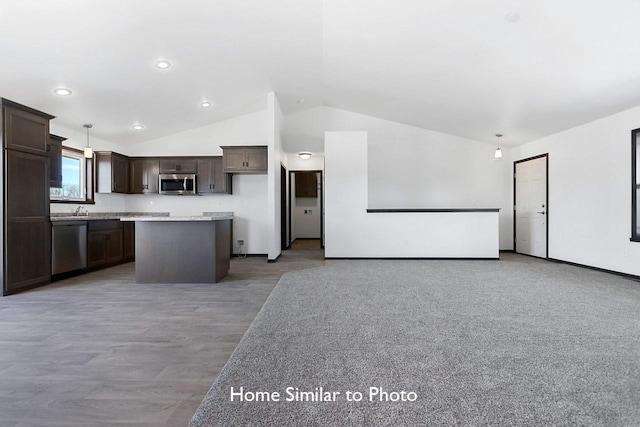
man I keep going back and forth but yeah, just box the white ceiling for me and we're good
[2,0,640,148]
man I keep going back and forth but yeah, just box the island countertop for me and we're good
[120,213,233,222]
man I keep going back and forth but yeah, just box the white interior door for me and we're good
[515,156,547,258]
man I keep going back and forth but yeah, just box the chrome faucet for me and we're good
[74,206,82,216]
[74,206,87,216]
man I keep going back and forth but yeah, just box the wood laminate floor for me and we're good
[0,249,324,426]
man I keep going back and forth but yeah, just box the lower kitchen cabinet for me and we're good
[87,220,124,269]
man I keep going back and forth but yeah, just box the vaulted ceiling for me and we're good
[2,0,640,148]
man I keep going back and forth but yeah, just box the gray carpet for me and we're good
[190,254,640,426]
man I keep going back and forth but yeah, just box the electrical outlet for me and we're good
[237,239,244,246]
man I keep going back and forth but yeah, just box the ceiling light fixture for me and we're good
[132,124,144,130]
[53,88,72,96]
[297,98,305,104]
[505,12,522,23]
[200,101,212,108]
[155,60,172,69]
[83,124,93,158]
[299,152,312,160]
[494,134,503,160]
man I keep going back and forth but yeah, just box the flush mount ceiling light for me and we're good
[494,134,503,160]
[132,124,145,130]
[53,87,72,96]
[155,59,172,69]
[299,152,312,160]
[83,124,93,158]
[505,12,522,23]
[297,98,305,104]
[200,101,212,108]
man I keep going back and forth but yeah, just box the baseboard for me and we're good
[548,257,640,282]
[324,257,499,261]
[499,249,515,253]
[232,253,267,258]
[268,253,282,263]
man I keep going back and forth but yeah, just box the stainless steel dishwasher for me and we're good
[52,221,87,275]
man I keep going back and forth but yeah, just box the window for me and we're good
[632,128,640,241]
[50,147,94,203]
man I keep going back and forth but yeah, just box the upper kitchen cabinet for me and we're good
[1,98,54,296]
[221,146,267,173]
[159,158,197,173]
[130,158,159,194]
[2,99,54,155]
[197,157,232,194]
[96,151,130,194]
[48,134,65,188]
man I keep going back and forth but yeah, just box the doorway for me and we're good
[288,170,324,250]
[280,164,287,250]
[514,154,548,258]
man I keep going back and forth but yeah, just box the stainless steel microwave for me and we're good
[159,173,196,195]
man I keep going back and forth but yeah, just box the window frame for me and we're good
[50,146,95,204]
[632,128,640,242]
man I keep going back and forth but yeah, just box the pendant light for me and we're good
[83,124,93,158]
[494,134,503,160]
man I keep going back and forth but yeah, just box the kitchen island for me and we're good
[121,214,232,284]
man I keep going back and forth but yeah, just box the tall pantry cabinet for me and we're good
[1,98,54,296]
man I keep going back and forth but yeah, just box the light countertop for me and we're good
[120,214,233,222]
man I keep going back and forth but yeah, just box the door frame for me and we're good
[513,153,549,258]
[288,170,324,249]
[280,163,287,251]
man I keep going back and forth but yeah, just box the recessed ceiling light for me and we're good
[200,101,212,108]
[155,60,172,69]
[505,12,522,23]
[132,124,145,130]
[53,88,72,96]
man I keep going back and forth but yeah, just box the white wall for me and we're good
[285,106,513,249]
[511,104,640,276]
[266,93,286,260]
[49,123,127,214]
[124,110,270,255]
[325,131,499,258]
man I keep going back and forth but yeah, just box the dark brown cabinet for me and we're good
[88,220,124,269]
[48,134,65,188]
[130,159,159,194]
[221,146,267,173]
[96,152,130,194]
[1,99,55,296]
[159,158,197,173]
[197,157,231,194]
[3,102,51,155]
[295,172,318,197]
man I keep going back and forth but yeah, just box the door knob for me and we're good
[536,211,546,215]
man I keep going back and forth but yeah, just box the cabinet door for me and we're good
[123,222,135,261]
[112,155,129,193]
[212,157,230,193]
[88,231,107,268]
[143,160,160,194]
[245,148,268,172]
[129,159,145,194]
[3,105,50,155]
[159,159,178,173]
[6,221,51,293]
[196,159,213,193]
[48,136,63,188]
[106,229,124,264]
[222,149,247,172]
[176,159,197,173]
